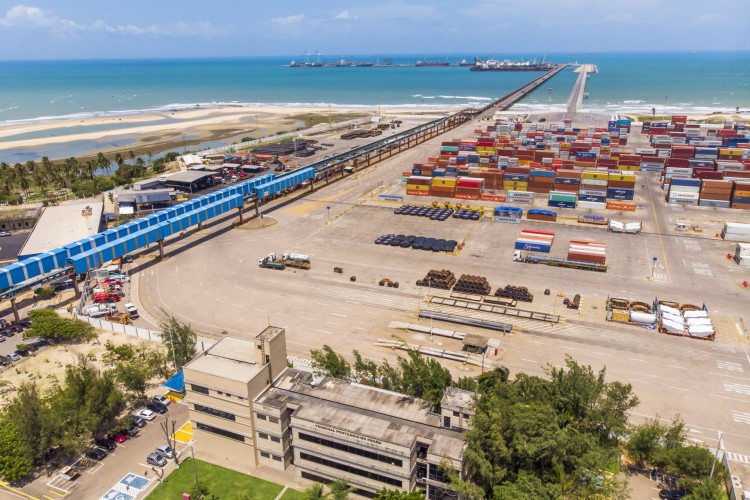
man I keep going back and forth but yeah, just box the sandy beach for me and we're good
[0,105,454,160]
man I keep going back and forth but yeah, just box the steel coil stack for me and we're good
[454,274,491,295]
[416,269,456,290]
[494,284,534,303]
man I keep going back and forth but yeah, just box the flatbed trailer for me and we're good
[281,259,311,270]
[524,254,608,272]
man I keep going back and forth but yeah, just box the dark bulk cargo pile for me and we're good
[394,204,454,221]
[452,208,482,220]
[495,284,534,302]
[453,274,492,295]
[416,269,456,289]
[374,234,457,252]
[253,141,311,156]
[340,128,383,140]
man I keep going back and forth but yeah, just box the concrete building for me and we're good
[0,204,41,232]
[163,171,214,193]
[116,188,175,215]
[183,328,473,499]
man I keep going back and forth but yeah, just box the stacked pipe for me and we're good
[453,274,491,295]
[494,285,533,303]
[416,269,456,290]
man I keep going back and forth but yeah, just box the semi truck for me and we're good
[259,255,286,270]
[514,251,607,272]
[259,252,311,270]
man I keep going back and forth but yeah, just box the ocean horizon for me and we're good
[0,51,748,127]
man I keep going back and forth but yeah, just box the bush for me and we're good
[34,287,55,298]
[23,309,96,343]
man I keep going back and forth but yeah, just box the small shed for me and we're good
[462,333,488,354]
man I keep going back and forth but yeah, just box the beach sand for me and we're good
[0,105,453,160]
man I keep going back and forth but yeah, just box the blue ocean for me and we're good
[1,51,748,126]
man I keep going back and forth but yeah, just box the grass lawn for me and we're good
[147,458,297,499]
[280,488,308,500]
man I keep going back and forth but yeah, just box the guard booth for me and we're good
[462,333,489,355]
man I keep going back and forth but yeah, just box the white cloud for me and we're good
[0,4,83,35]
[333,10,357,20]
[271,14,304,25]
[0,5,223,38]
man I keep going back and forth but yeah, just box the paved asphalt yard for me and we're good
[128,115,750,483]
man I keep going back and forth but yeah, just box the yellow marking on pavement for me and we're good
[0,481,40,500]
[647,181,671,281]
[48,490,67,497]
[174,421,193,443]
[43,495,55,500]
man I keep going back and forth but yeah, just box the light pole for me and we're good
[189,441,201,499]
[326,205,331,221]
[428,277,433,341]
[650,256,658,279]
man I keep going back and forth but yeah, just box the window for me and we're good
[260,451,270,458]
[269,416,279,424]
[463,413,470,419]
[271,436,280,443]
[195,422,245,442]
[299,452,402,488]
[256,413,267,421]
[272,455,282,462]
[452,411,459,417]
[194,404,235,421]
[191,384,209,395]
[297,433,403,467]
[259,433,269,440]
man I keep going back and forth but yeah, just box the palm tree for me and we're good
[82,160,97,180]
[33,172,48,197]
[25,160,38,175]
[146,150,153,167]
[114,153,124,168]
[96,152,111,174]
[128,150,136,164]
[304,483,326,500]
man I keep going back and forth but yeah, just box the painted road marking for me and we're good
[732,411,750,425]
[726,451,750,464]
[713,344,738,353]
[717,360,744,372]
[724,382,750,395]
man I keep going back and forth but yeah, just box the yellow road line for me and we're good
[43,496,55,500]
[647,181,671,281]
[48,490,67,497]
[0,482,41,500]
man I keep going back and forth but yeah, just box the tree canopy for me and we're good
[24,309,96,342]
[158,314,197,370]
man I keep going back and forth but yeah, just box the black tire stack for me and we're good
[416,269,456,290]
[495,285,534,303]
[454,274,491,295]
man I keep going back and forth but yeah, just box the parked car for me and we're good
[8,352,21,362]
[152,395,171,406]
[137,409,156,421]
[123,255,134,263]
[125,424,139,437]
[0,334,5,343]
[0,355,10,366]
[32,339,49,348]
[130,415,146,428]
[0,231,10,237]
[94,437,117,451]
[85,447,107,461]
[107,430,128,443]
[146,453,167,467]
[155,444,174,459]
[15,348,29,357]
[146,402,168,414]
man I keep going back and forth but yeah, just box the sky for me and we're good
[0,0,748,60]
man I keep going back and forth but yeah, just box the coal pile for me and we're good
[494,285,534,303]
[416,269,456,289]
[452,208,482,221]
[253,141,310,156]
[454,274,491,295]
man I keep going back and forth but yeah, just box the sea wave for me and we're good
[436,95,494,101]
[509,101,743,115]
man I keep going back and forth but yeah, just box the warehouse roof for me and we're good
[18,200,104,258]
[184,337,262,383]
[164,171,214,184]
[117,189,175,204]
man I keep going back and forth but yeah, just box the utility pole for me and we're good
[190,441,201,499]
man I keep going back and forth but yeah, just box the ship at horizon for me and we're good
[470,56,559,72]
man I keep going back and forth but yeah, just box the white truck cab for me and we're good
[124,303,139,319]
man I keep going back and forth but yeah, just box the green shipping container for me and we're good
[549,193,577,202]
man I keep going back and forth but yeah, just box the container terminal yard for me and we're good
[3,65,750,495]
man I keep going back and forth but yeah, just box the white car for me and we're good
[138,409,156,421]
[152,395,171,406]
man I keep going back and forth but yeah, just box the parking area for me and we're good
[16,400,189,500]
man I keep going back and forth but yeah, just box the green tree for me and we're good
[353,349,378,384]
[328,478,353,500]
[625,419,665,465]
[304,482,326,500]
[159,314,197,370]
[395,350,452,411]
[683,477,725,500]
[310,345,351,380]
[24,309,96,342]
[0,415,34,481]
[116,360,149,399]
[374,488,425,499]
[6,382,55,465]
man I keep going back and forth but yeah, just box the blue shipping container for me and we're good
[579,195,607,203]
[515,241,551,253]
[555,178,580,185]
[671,178,702,187]
[548,200,576,209]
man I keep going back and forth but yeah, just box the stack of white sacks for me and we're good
[657,303,714,337]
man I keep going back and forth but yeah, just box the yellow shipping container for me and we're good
[619,165,640,171]
[503,182,529,189]
[406,184,430,192]
[432,178,457,187]
[719,148,744,156]
[610,309,630,323]
[581,171,609,180]
[477,151,493,157]
[734,190,750,198]
[608,173,637,182]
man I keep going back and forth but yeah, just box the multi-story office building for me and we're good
[183,328,473,499]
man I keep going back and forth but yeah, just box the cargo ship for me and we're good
[458,58,476,67]
[416,59,450,67]
[333,58,373,67]
[470,57,558,72]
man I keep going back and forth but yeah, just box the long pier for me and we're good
[567,64,597,116]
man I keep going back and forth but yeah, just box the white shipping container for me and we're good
[737,243,750,256]
[736,256,750,266]
[580,179,608,187]
[577,201,607,210]
[669,186,701,194]
[724,222,750,235]
[668,197,699,205]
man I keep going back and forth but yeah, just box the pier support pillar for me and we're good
[72,274,81,299]
[158,239,165,260]
[310,180,315,192]
[10,297,20,323]
[198,221,204,231]
[254,199,259,217]
[237,207,244,224]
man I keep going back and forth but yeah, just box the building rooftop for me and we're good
[18,200,103,258]
[164,170,214,184]
[441,387,477,413]
[256,369,466,459]
[179,154,204,166]
[184,336,262,383]
[117,189,175,204]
